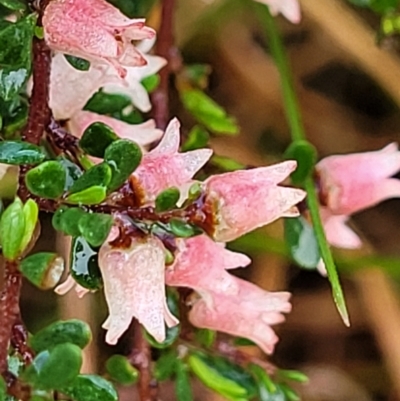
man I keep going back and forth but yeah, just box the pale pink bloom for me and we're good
[254,0,301,24]
[43,0,156,77]
[317,143,400,216]
[99,232,178,345]
[189,277,291,354]
[68,111,163,150]
[131,118,212,204]
[165,235,251,296]
[204,161,306,242]
[55,274,91,298]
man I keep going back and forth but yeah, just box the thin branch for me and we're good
[129,319,158,401]
[151,0,176,129]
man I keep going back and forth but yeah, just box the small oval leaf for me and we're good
[64,55,90,71]
[26,161,66,199]
[169,219,202,238]
[19,198,39,254]
[20,252,64,290]
[69,163,112,194]
[0,141,45,165]
[53,207,86,237]
[104,139,142,191]
[105,355,138,386]
[78,213,113,247]
[66,186,107,205]
[79,122,118,158]
[155,187,180,212]
[30,320,92,353]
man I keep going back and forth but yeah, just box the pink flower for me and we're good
[254,0,301,24]
[68,111,163,150]
[43,0,156,77]
[166,235,251,296]
[189,277,291,354]
[204,161,306,242]
[316,143,400,249]
[99,231,178,345]
[131,118,212,205]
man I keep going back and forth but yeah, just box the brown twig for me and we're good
[150,0,176,129]
[0,262,22,373]
[129,319,158,401]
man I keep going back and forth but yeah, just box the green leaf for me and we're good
[26,161,66,199]
[84,91,132,115]
[175,361,193,401]
[169,219,202,238]
[0,14,36,101]
[19,198,38,254]
[284,216,320,269]
[188,353,256,401]
[52,207,86,237]
[104,139,142,191]
[278,370,308,383]
[181,125,210,151]
[105,355,138,386]
[78,213,113,247]
[24,343,82,390]
[69,163,112,194]
[155,187,180,212]
[64,55,90,71]
[249,364,277,397]
[154,350,178,381]
[180,89,239,135]
[105,0,157,17]
[184,64,211,89]
[0,197,24,260]
[284,140,317,185]
[20,252,64,290]
[280,383,300,401]
[60,375,118,401]
[195,329,216,348]
[0,95,28,138]
[141,74,160,93]
[30,320,92,353]
[66,185,107,205]
[58,157,83,191]
[0,0,25,11]
[0,141,46,165]
[70,236,103,290]
[0,375,5,401]
[211,155,245,172]
[79,122,118,158]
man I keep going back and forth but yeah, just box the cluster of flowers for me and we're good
[43,0,400,353]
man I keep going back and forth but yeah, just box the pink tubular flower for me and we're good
[316,143,400,249]
[99,233,178,345]
[68,111,163,150]
[189,277,292,354]
[43,0,156,77]
[204,161,306,242]
[254,0,301,24]
[131,118,213,205]
[165,235,251,296]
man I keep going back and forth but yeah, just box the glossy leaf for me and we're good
[79,122,118,158]
[284,140,317,185]
[64,55,90,71]
[154,350,177,381]
[104,139,142,191]
[78,213,113,247]
[60,374,118,401]
[26,161,66,199]
[58,157,83,191]
[0,14,36,101]
[188,352,256,400]
[175,360,193,401]
[180,89,239,135]
[52,207,86,237]
[0,95,28,138]
[181,125,210,151]
[84,91,131,115]
[0,197,24,260]
[69,163,112,194]
[278,370,308,383]
[66,185,107,205]
[155,187,180,212]
[20,252,64,290]
[30,320,92,353]
[284,216,320,269]
[25,343,82,390]
[19,198,38,254]
[169,219,202,238]
[0,0,25,11]
[70,236,103,290]
[105,355,138,385]
[0,141,45,165]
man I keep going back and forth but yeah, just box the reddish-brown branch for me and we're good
[151,0,176,129]
[0,262,22,373]
[129,319,158,401]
